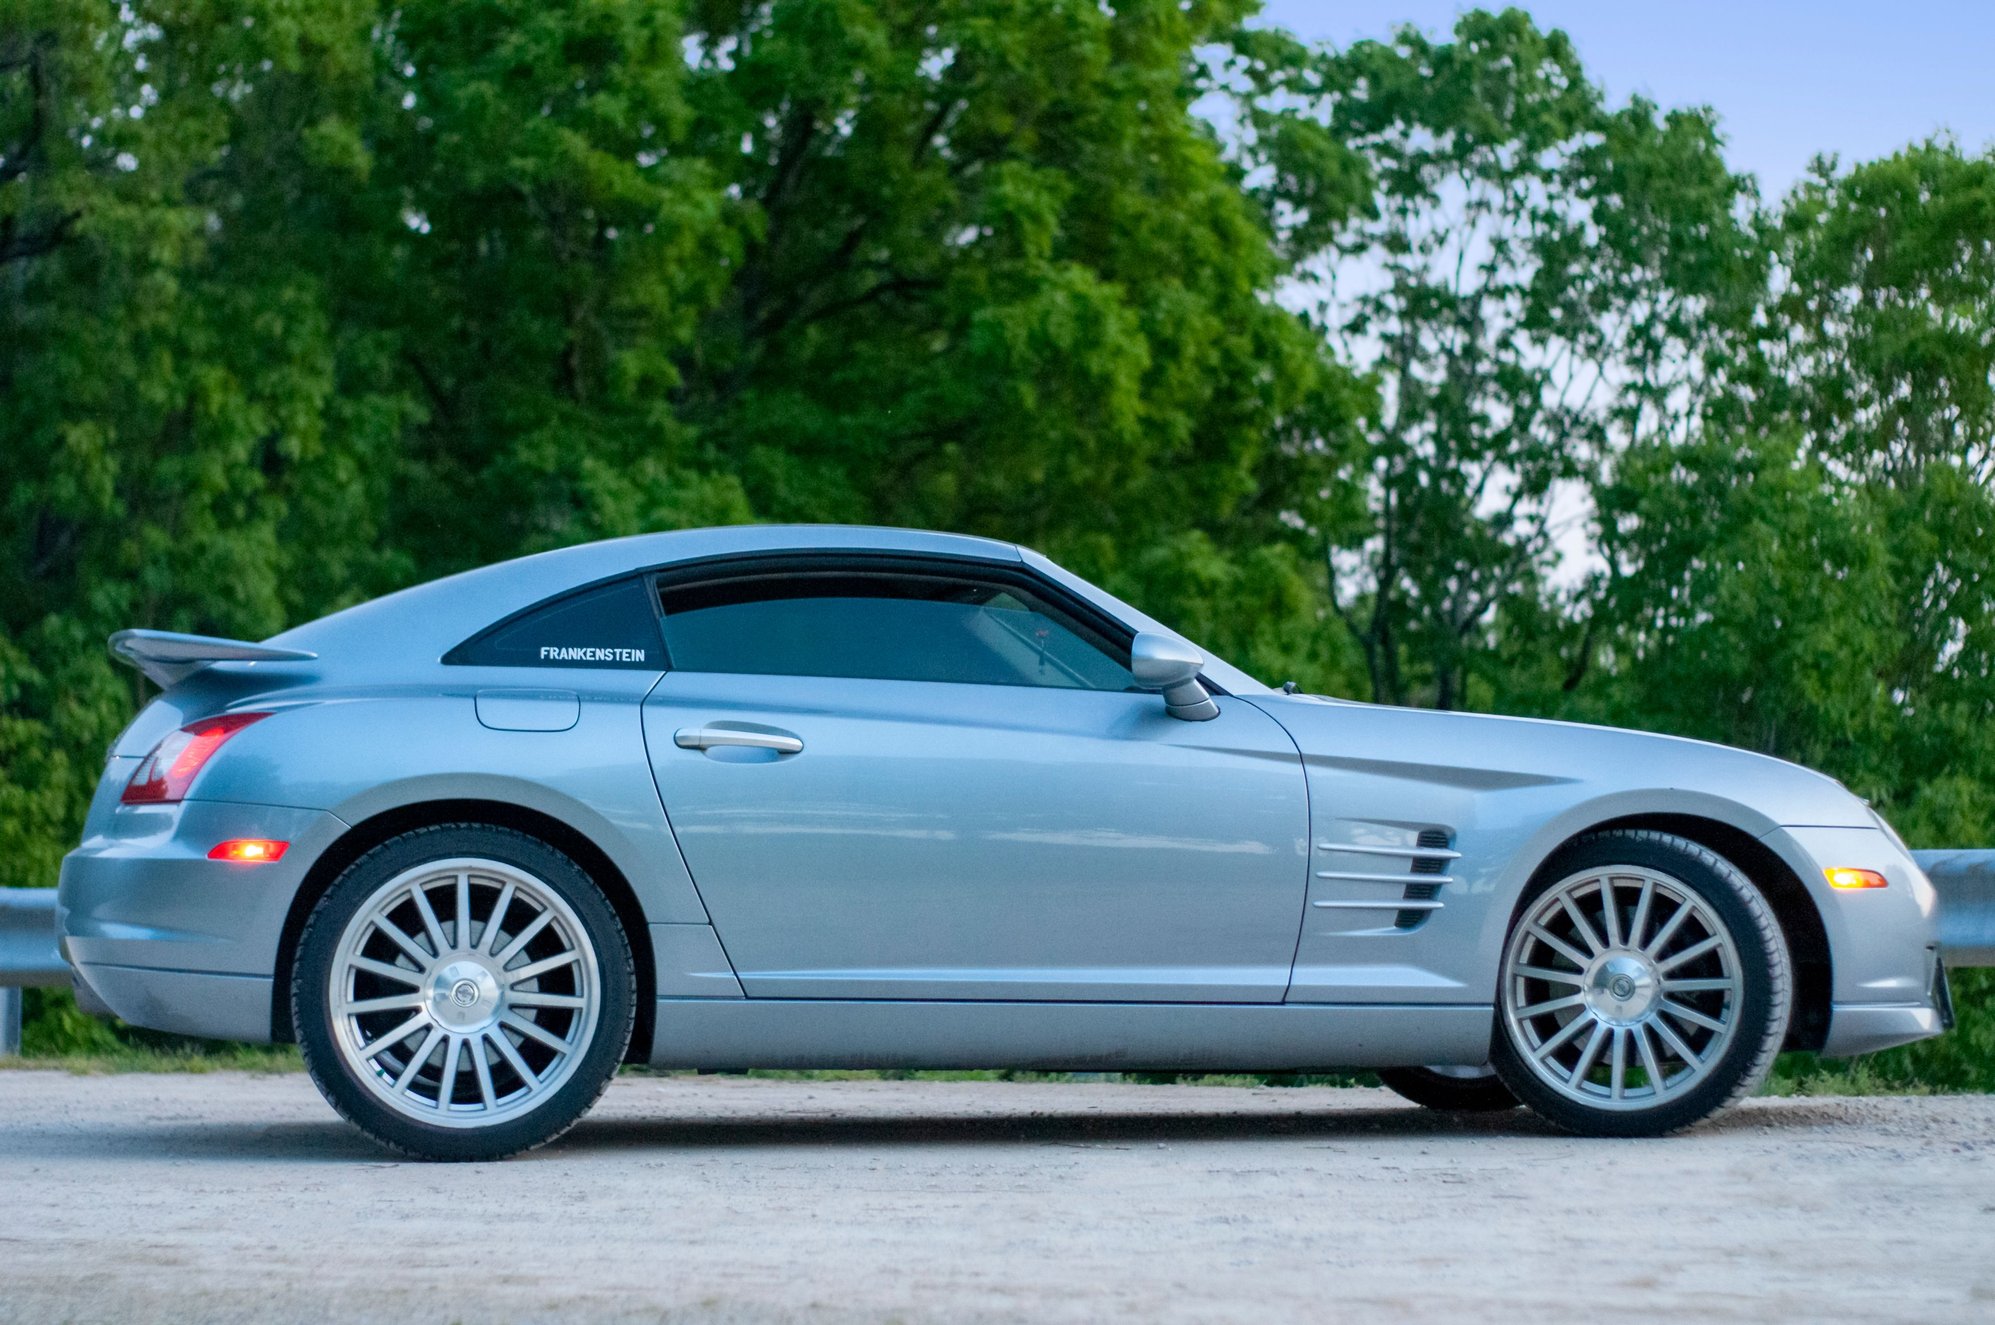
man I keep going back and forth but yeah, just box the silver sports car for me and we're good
[57,525,1950,1159]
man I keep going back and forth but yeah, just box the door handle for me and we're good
[674,725,804,755]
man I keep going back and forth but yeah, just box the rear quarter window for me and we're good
[443,577,664,669]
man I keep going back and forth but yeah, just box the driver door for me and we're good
[639,556,1309,1002]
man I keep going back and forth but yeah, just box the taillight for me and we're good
[122,712,270,804]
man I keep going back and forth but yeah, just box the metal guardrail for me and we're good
[1913,850,1995,968]
[0,889,64,1056]
[1,854,1992,1055]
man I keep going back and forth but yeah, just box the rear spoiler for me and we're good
[108,629,318,688]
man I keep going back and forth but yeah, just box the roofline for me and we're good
[270,525,1025,660]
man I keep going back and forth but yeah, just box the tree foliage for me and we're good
[1,0,1361,890]
[1218,10,1761,709]
[5,3,1995,1084]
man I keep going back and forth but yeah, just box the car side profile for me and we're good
[57,525,1950,1159]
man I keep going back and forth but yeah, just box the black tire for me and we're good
[1378,1066,1521,1113]
[293,823,636,1161]
[1490,829,1791,1137]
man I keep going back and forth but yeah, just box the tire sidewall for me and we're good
[294,824,636,1161]
[1490,831,1790,1137]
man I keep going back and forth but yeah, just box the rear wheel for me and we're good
[1491,830,1790,1137]
[294,824,635,1161]
[1378,1065,1520,1113]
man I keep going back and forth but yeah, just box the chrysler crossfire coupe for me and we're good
[57,525,1951,1159]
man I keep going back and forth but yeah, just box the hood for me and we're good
[1247,693,1872,831]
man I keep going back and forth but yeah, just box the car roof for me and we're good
[270,525,1025,662]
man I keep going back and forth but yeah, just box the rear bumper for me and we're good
[58,799,347,1042]
[68,962,276,1042]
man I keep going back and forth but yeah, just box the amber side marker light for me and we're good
[1825,866,1889,890]
[208,839,288,863]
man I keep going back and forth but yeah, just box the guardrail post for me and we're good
[1,889,66,1052]
[0,986,20,1057]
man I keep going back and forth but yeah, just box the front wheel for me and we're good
[1491,829,1792,1137]
[293,824,636,1161]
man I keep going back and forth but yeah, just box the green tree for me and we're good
[1761,142,1995,842]
[1225,9,1761,709]
[1,0,397,891]
[10,2,1995,1092]
[1564,141,1995,843]
[667,0,1363,658]
[1550,142,1995,1091]
[0,0,1362,897]
[335,0,751,570]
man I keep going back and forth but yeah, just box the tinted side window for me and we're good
[444,577,663,669]
[657,571,1136,691]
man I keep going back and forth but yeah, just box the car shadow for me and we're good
[546,1104,1555,1154]
[12,1091,1857,1164]
[553,1093,1871,1154]
[541,1084,1870,1155]
[18,1103,1547,1164]
[11,1119,386,1163]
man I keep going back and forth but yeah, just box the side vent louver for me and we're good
[1397,830,1455,929]
[1310,829,1457,927]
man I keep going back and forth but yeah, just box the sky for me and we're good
[1253,1,1995,198]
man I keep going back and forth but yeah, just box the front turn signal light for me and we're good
[1826,867,1889,890]
[208,839,288,863]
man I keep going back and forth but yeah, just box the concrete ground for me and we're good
[0,1070,1990,1323]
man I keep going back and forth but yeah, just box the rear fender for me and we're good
[182,688,710,928]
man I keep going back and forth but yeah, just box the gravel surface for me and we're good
[1,1070,1990,1323]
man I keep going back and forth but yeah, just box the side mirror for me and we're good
[1130,633,1220,722]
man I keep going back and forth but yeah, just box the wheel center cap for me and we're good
[429,960,501,1031]
[1584,952,1660,1026]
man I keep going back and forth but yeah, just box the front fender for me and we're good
[1250,694,1877,1007]
[1451,788,1801,1008]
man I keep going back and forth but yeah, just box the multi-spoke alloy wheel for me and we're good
[1491,830,1791,1137]
[1503,866,1740,1108]
[329,858,601,1127]
[296,826,635,1161]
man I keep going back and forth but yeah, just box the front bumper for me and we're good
[1765,825,1949,1058]
[58,799,348,1043]
[1825,953,1958,1055]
